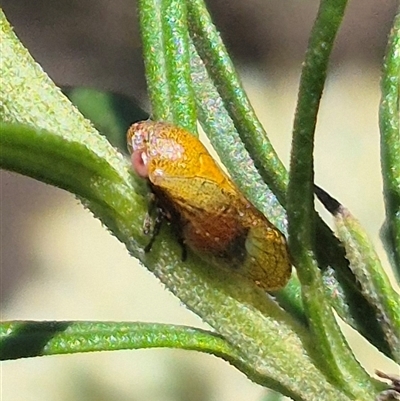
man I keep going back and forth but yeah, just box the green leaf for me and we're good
[186,0,288,201]
[138,0,197,132]
[287,0,381,399]
[0,321,239,361]
[315,186,400,364]
[380,7,400,280]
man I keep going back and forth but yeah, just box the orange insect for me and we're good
[127,121,291,290]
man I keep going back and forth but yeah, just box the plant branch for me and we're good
[0,11,355,400]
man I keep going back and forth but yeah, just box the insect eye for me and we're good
[131,150,149,178]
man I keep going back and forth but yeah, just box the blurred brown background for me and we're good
[1,1,399,400]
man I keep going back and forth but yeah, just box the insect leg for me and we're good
[145,185,187,260]
[143,189,166,253]
[177,234,187,261]
[144,205,164,253]
[145,211,188,260]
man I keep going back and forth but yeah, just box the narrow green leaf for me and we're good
[380,7,400,279]
[138,0,197,132]
[0,321,238,360]
[315,186,400,363]
[160,0,197,131]
[188,44,286,233]
[287,0,379,399]
[186,0,288,201]
[0,122,149,255]
[137,0,171,121]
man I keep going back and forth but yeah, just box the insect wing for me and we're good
[244,221,291,290]
[150,172,245,254]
